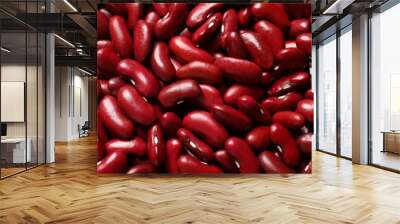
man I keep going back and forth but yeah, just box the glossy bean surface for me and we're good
[97,3,312,174]
[270,123,300,168]
[117,85,157,126]
[225,137,260,173]
[147,125,166,167]
[158,79,201,108]
[182,111,228,148]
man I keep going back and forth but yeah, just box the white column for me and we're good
[45,0,56,163]
[46,33,55,163]
[352,14,369,164]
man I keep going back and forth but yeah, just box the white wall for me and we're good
[55,67,89,141]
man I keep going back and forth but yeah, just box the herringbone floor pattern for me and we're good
[1,135,400,224]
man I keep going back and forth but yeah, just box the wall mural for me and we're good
[97,3,313,174]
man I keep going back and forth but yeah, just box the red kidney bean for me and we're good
[285,40,297,49]
[275,47,307,71]
[296,33,312,56]
[237,95,271,124]
[144,11,160,30]
[211,104,252,132]
[98,95,134,139]
[153,3,170,17]
[204,37,223,54]
[170,57,182,71]
[225,137,260,173]
[301,161,312,174]
[154,3,188,40]
[261,92,303,114]
[160,112,182,137]
[103,3,127,16]
[223,84,264,106]
[191,84,223,110]
[220,9,238,47]
[169,36,214,63]
[166,138,183,174]
[134,20,152,62]
[98,3,313,174]
[109,16,133,59]
[204,38,224,54]
[108,77,126,96]
[261,66,283,86]
[250,3,289,31]
[202,37,223,53]
[150,42,176,82]
[285,4,311,19]
[297,133,312,154]
[186,3,224,28]
[97,152,128,173]
[225,31,248,59]
[240,31,274,70]
[117,85,157,126]
[127,162,157,174]
[177,128,214,163]
[215,57,262,85]
[238,7,251,27]
[215,150,239,173]
[246,126,270,151]
[97,40,112,50]
[254,20,285,56]
[97,47,120,77]
[176,61,222,85]
[105,137,147,157]
[305,89,313,99]
[259,151,294,173]
[182,111,228,148]
[98,119,108,161]
[296,99,314,123]
[268,71,311,96]
[98,79,111,97]
[126,3,142,30]
[177,155,223,174]
[117,59,160,98]
[289,19,310,39]
[179,28,192,39]
[98,141,105,162]
[147,124,166,167]
[192,13,223,45]
[270,123,300,168]
[98,118,108,145]
[158,79,201,108]
[98,9,110,39]
[272,111,305,130]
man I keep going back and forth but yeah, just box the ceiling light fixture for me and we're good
[322,0,354,15]
[1,47,11,53]
[54,34,75,48]
[63,0,78,12]
[78,67,93,76]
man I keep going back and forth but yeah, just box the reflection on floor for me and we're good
[0,135,400,223]
[1,167,25,178]
[373,150,400,171]
[0,163,42,178]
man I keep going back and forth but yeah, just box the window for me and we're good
[317,35,337,154]
[370,3,400,171]
[339,26,352,158]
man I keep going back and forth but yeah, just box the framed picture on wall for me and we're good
[97,2,313,174]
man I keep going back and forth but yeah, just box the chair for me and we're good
[79,121,90,138]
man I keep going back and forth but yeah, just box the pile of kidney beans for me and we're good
[97,3,313,174]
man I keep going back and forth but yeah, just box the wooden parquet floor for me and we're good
[1,135,400,224]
